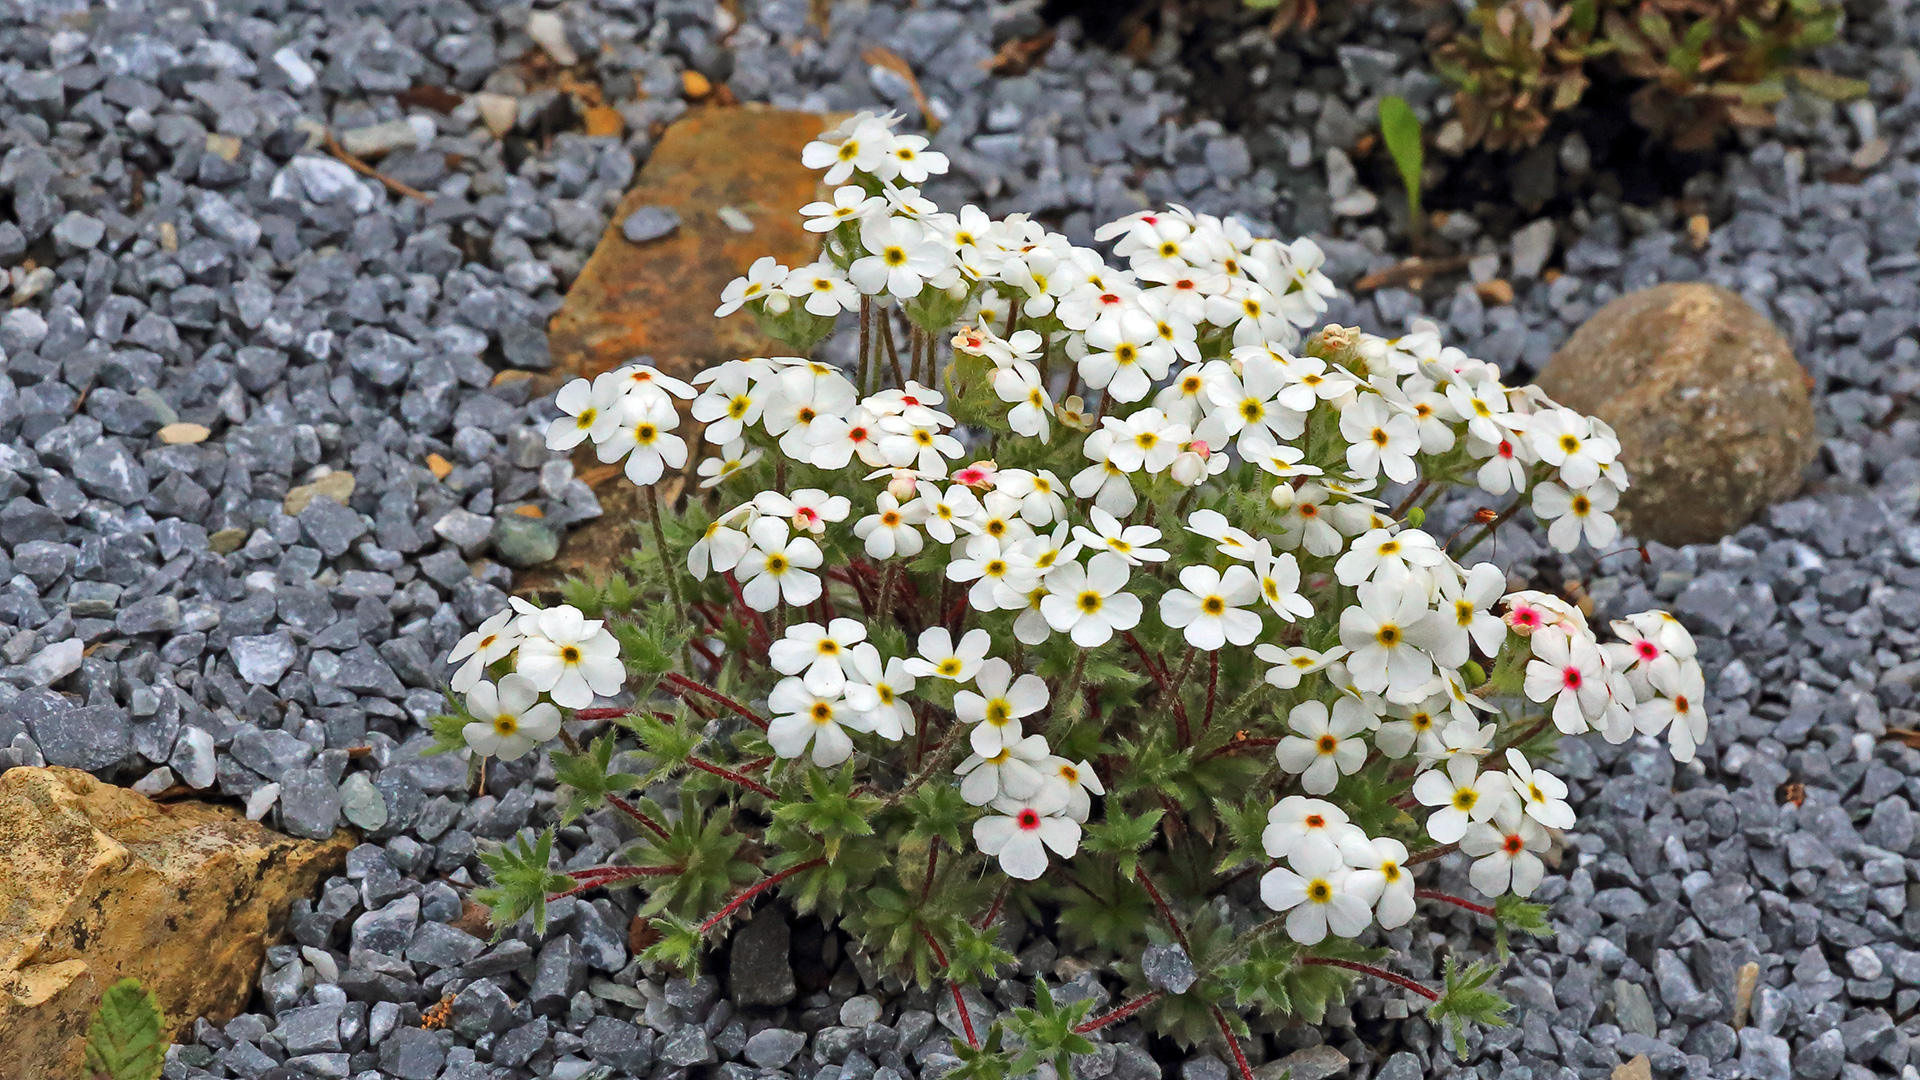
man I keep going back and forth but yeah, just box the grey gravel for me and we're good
[622,205,682,244]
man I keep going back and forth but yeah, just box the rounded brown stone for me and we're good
[1534,282,1817,546]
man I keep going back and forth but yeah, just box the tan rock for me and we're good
[284,470,356,516]
[1612,1056,1652,1080]
[0,767,349,1080]
[156,422,210,445]
[1535,282,1816,546]
[471,92,518,138]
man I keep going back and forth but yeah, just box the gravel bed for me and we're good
[2,1,1918,1079]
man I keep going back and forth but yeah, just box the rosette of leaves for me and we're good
[1604,0,1856,150]
[1433,0,1607,152]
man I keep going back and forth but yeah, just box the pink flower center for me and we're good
[1017,809,1041,830]
[1561,668,1582,690]
[1497,440,1514,460]
[1636,641,1659,661]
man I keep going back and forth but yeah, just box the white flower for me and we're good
[920,483,984,545]
[1039,552,1143,647]
[801,113,893,183]
[1079,309,1171,402]
[611,363,696,405]
[853,492,928,560]
[716,255,790,316]
[547,374,624,451]
[850,215,950,297]
[697,439,762,489]
[957,657,1050,756]
[1101,409,1185,474]
[1446,378,1522,445]
[1254,644,1347,690]
[1637,656,1708,762]
[688,504,756,580]
[1374,694,1446,759]
[770,618,868,696]
[1159,564,1263,650]
[1333,528,1447,587]
[1472,432,1531,495]
[1275,483,1344,557]
[842,643,916,740]
[689,364,763,445]
[1338,577,1439,697]
[974,789,1080,880]
[1195,351,1307,456]
[597,394,688,485]
[1275,698,1371,794]
[762,366,858,461]
[876,415,965,477]
[767,678,873,767]
[1411,755,1510,843]
[1185,508,1261,561]
[1523,626,1607,734]
[1504,749,1575,829]
[1259,843,1372,944]
[1262,795,1365,863]
[993,360,1055,438]
[515,605,625,709]
[995,468,1068,525]
[782,260,862,316]
[904,626,993,681]
[1431,562,1510,667]
[1532,480,1620,552]
[462,674,562,761]
[1070,430,1139,518]
[956,732,1050,805]
[735,518,825,610]
[447,608,523,693]
[1339,395,1421,484]
[1529,408,1617,489]
[1339,834,1416,930]
[947,535,1040,612]
[806,407,889,471]
[880,134,949,183]
[755,488,851,536]
[1073,507,1167,566]
[800,185,885,232]
[1042,756,1105,822]
[1251,546,1314,622]
[1460,806,1549,898]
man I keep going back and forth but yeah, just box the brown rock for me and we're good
[0,767,350,1080]
[284,470,356,516]
[533,106,834,589]
[1535,282,1816,546]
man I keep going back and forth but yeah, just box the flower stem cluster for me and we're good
[445,112,1712,1064]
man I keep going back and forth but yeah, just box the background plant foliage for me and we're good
[1433,0,1863,151]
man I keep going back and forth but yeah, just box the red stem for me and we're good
[1201,736,1280,762]
[916,925,980,1049]
[1403,840,1460,867]
[921,837,941,904]
[663,672,769,730]
[1416,888,1496,918]
[1211,1005,1257,1080]
[688,755,777,799]
[606,793,671,840]
[976,880,1010,930]
[1301,958,1439,1001]
[1122,631,1171,684]
[574,707,628,721]
[1204,651,1218,731]
[1136,869,1193,955]
[1075,991,1161,1033]
[698,857,827,934]
[725,574,771,649]
[548,864,677,900]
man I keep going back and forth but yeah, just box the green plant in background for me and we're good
[1435,0,1864,152]
[82,979,168,1080]
[1377,96,1426,230]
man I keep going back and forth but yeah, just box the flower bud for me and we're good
[1268,482,1295,510]
[886,469,919,501]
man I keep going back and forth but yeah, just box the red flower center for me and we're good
[1017,810,1041,830]
[1562,669,1582,689]
[1502,835,1524,854]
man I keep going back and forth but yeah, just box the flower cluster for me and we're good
[449,113,1710,1057]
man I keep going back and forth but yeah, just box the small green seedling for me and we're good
[1378,96,1425,233]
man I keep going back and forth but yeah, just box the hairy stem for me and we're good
[1416,888,1497,918]
[549,864,677,900]
[917,926,980,1049]
[687,755,778,799]
[1210,1005,1257,1080]
[1403,840,1460,868]
[1301,957,1439,1001]
[698,857,828,933]
[1452,496,1523,558]
[1074,990,1161,1033]
[1136,868,1193,956]
[606,793,671,840]
[663,673,769,731]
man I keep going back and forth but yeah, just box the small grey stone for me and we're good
[729,907,796,1007]
[584,1016,653,1072]
[280,767,343,840]
[841,995,883,1029]
[52,211,105,251]
[231,632,297,687]
[1793,1029,1844,1080]
[1255,1045,1346,1080]
[1374,1053,1421,1080]
[745,1028,807,1070]
[491,515,559,567]
[21,638,83,687]
[300,496,369,558]
[339,771,388,831]
[622,205,681,244]
[27,700,130,771]
[1142,943,1198,994]
[274,1003,345,1055]
[660,1024,716,1067]
[378,1026,446,1080]
[115,595,180,635]
[433,509,495,554]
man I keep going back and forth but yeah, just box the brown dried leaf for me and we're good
[399,84,465,114]
[983,29,1055,76]
[862,46,939,133]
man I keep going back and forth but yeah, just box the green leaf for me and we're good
[1492,894,1552,957]
[474,828,575,938]
[1006,979,1097,1077]
[1377,96,1424,224]
[1083,807,1164,881]
[1792,67,1869,101]
[423,689,475,757]
[551,734,645,825]
[1429,955,1510,1058]
[84,978,167,1080]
